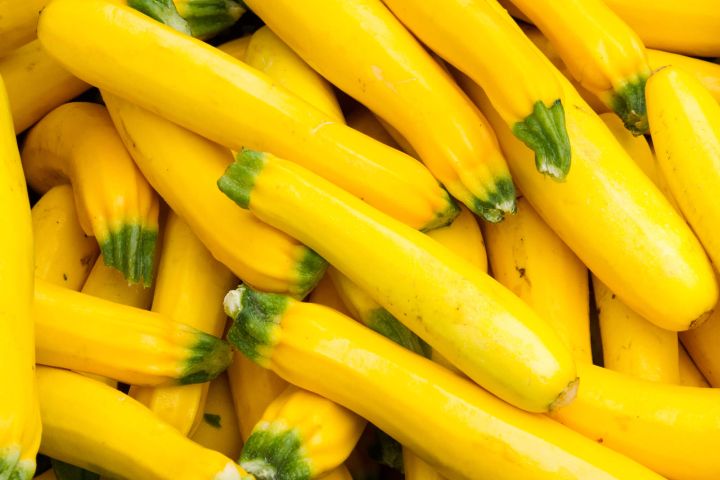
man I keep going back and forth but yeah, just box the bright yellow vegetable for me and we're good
[103,92,324,299]
[128,0,245,39]
[190,373,243,460]
[0,39,89,133]
[224,286,664,480]
[459,72,718,331]
[81,254,154,309]
[594,276,679,383]
[510,0,651,134]
[34,279,231,386]
[240,385,366,479]
[22,102,159,285]
[679,344,710,388]
[426,205,487,273]
[0,0,50,56]
[484,197,591,364]
[403,450,445,480]
[244,0,516,222]
[647,49,720,103]
[217,36,252,60]
[381,0,571,179]
[32,185,98,290]
[0,74,39,480]
[219,150,576,412]
[38,0,457,231]
[552,363,720,479]
[131,212,236,435]
[681,306,720,387]
[36,366,254,480]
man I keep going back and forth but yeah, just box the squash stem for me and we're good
[240,428,311,480]
[610,74,650,136]
[99,224,157,287]
[179,332,233,385]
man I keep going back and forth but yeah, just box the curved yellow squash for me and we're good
[22,102,159,285]
[38,0,457,231]
[224,286,664,480]
[0,0,50,56]
[190,373,243,460]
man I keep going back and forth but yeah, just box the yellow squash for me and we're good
[240,385,366,480]
[103,92,324,298]
[381,0,571,179]
[32,185,98,290]
[81,254,154,309]
[681,306,720,387]
[0,75,39,480]
[0,39,89,133]
[38,0,457,231]
[219,150,576,413]
[552,363,720,479]
[510,0,651,134]
[217,36,252,61]
[34,279,231,386]
[36,366,254,480]
[0,0,50,56]
[190,373,243,460]
[128,0,245,39]
[646,49,720,103]
[459,72,718,331]
[403,450,445,480]
[679,344,710,388]
[22,102,160,285]
[243,0,516,222]
[484,197,591,364]
[131,213,236,435]
[224,286,664,480]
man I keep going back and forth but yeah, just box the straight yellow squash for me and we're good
[0,0,50,56]
[646,50,720,103]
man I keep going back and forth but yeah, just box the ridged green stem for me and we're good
[7,460,34,480]
[470,176,517,223]
[179,332,233,385]
[127,0,192,35]
[364,308,430,358]
[174,0,246,39]
[609,75,650,136]
[420,191,459,232]
[99,225,157,287]
[240,428,311,480]
[294,249,328,300]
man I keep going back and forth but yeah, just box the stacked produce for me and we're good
[1,0,720,478]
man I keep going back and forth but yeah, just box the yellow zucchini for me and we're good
[458,72,718,331]
[510,0,651,134]
[36,366,253,480]
[217,36,252,60]
[32,185,98,290]
[403,450,445,480]
[219,150,576,412]
[240,385,366,480]
[679,344,710,388]
[0,39,89,133]
[646,49,720,103]
[130,212,236,435]
[308,274,352,316]
[38,0,457,231]
[484,197,592,364]
[381,0,571,179]
[224,286,663,480]
[681,306,720,387]
[552,363,720,479]
[22,102,159,285]
[34,279,231,386]
[244,0,516,221]
[0,0,50,56]
[190,373,243,460]
[0,74,39,480]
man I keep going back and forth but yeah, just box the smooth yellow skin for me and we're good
[484,197,591,364]
[403,450,445,480]
[34,279,212,386]
[317,466,352,480]
[510,0,650,105]
[244,0,514,220]
[679,344,710,388]
[217,36,252,60]
[258,300,663,480]
[308,274,352,316]
[32,185,99,290]
[681,306,720,387]
[21,102,160,247]
[552,363,720,480]
[36,366,252,480]
[647,66,720,273]
[131,213,236,435]
[345,106,400,150]
[0,75,39,478]
[238,152,576,413]
[647,49,720,103]
[603,0,720,56]
[0,39,88,133]
[38,0,454,231]
[460,73,718,331]
[227,353,288,442]
[248,386,366,478]
[426,205,487,273]
[191,373,243,460]
[103,92,313,297]
[0,0,50,56]
[81,255,154,309]
[243,26,344,122]
[593,276,679,383]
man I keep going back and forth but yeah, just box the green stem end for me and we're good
[470,176,517,223]
[240,427,311,480]
[99,224,157,287]
[365,308,430,358]
[180,332,233,385]
[609,75,650,136]
[419,190,460,233]
[127,0,192,35]
[174,0,246,39]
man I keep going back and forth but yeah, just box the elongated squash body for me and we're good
[0,39,89,133]
[552,363,720,479]
[36,366,253,480]
[219,150,576,412]
[34,279,231,386]
[403,450,445,480]
[240,385,366,480]
[22,102,159,285]
[381,0,571,179]
[0,0,50,56]
[38,0,457,231]
[679,344,710,388]
[484,197,591,364]
[681,306,720,387]
[190,373,243,460]
[244,0,517,221]
[459,72,718,331]
[647,50,720,103]
[510,0,651,134]
[0,74,39,480]
[32,185,98,290]
[224,286,664,480]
